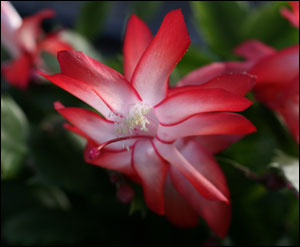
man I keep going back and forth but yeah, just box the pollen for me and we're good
[111,102,151,136]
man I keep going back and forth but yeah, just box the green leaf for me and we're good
[1,95,29,180]
[190,1,249,58]
[2,208,91,245]
[75,1,111,40]
[130,1,162,21]
[40,51,61,74]
[222,101,298,173]
[29,125,113,196]
[241,1,299,49]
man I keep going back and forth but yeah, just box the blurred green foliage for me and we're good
[1,1,299,246]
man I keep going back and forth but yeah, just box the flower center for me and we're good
[88,102,159,159]
[109,102,156,136]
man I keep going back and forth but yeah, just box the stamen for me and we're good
[88,135,151,160]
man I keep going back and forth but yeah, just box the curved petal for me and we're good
[281,1,299,28]
[132,9,190,106]
[171,73,255,97]
[84,141,138,180]
[234,40,276,61]
[57,50,141,114]
[65,124,138,177]
[54,102,135,151]
[123,14,153,82]
[164,172,199,227]
[1,54,33,89]
[186,134,243,155]
[157,112,256,142]
[177,62,235,87]
[39,72,111,118]
[153,139,229,204]
[155,88,253,125]
[250,45,299,85]
[132,140,168,215]
[36,32,72,57]
[16,9,55,53]
[170,140,231,238]
[275,78,299,144]
[1,1,22,58]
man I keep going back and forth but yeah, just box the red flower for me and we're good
[1,1,72,89]
[281,1,299,28]
[235,41,299,144]
[40,9,256,238]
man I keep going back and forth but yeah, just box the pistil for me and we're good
[88,135,152,160]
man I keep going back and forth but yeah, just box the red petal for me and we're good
[84,141,138,180]
[37,32,72,57]
[123,14,153,82]
[281,1,299,28]
[234,40,275,61]
[275,76,299,144]
[187,134,243,154]
[157,112,256,142]
[39,72,111,118]
[1,1,22,57]
[132,140,168,215]
[170,168,231,238]
[169,140,231,238]
[164,172,199,227]
[2,54,33,89]
[177,63,232,87]
[132,9,190,106]
[172,73,255,97]
[16,9,55,53]
[54,102,135,151]
[155,88,253,125]
[250,45,299,85]
[153,139,229,203]
[57,50,141,114]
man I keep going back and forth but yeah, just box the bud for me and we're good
[117,183,134,204]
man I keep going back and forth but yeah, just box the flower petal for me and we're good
[84,141,138,180]
[157,112,256,142]
[281,1,299,28]
[36,32,72,57]
[65,123,138,178]
[132,140,168,215]
[1,54,32,89]
[169,149,230,237]
[57,50,141,114]
[16,9,55,53]
[250,45,299,85]
[164,172,199,227]
[155,88,252,125]
[39,72,111,118]
[234,40,276,61]
[186,134,243,154]
[123,14,153,82]
[172,73,255,97]
[170,140,231,238]
[1,1,22,58]
[54,102,135,151]
[153,139,229,203]
[131,9,190,106]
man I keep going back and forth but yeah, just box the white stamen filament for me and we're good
[112,102,152,136]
